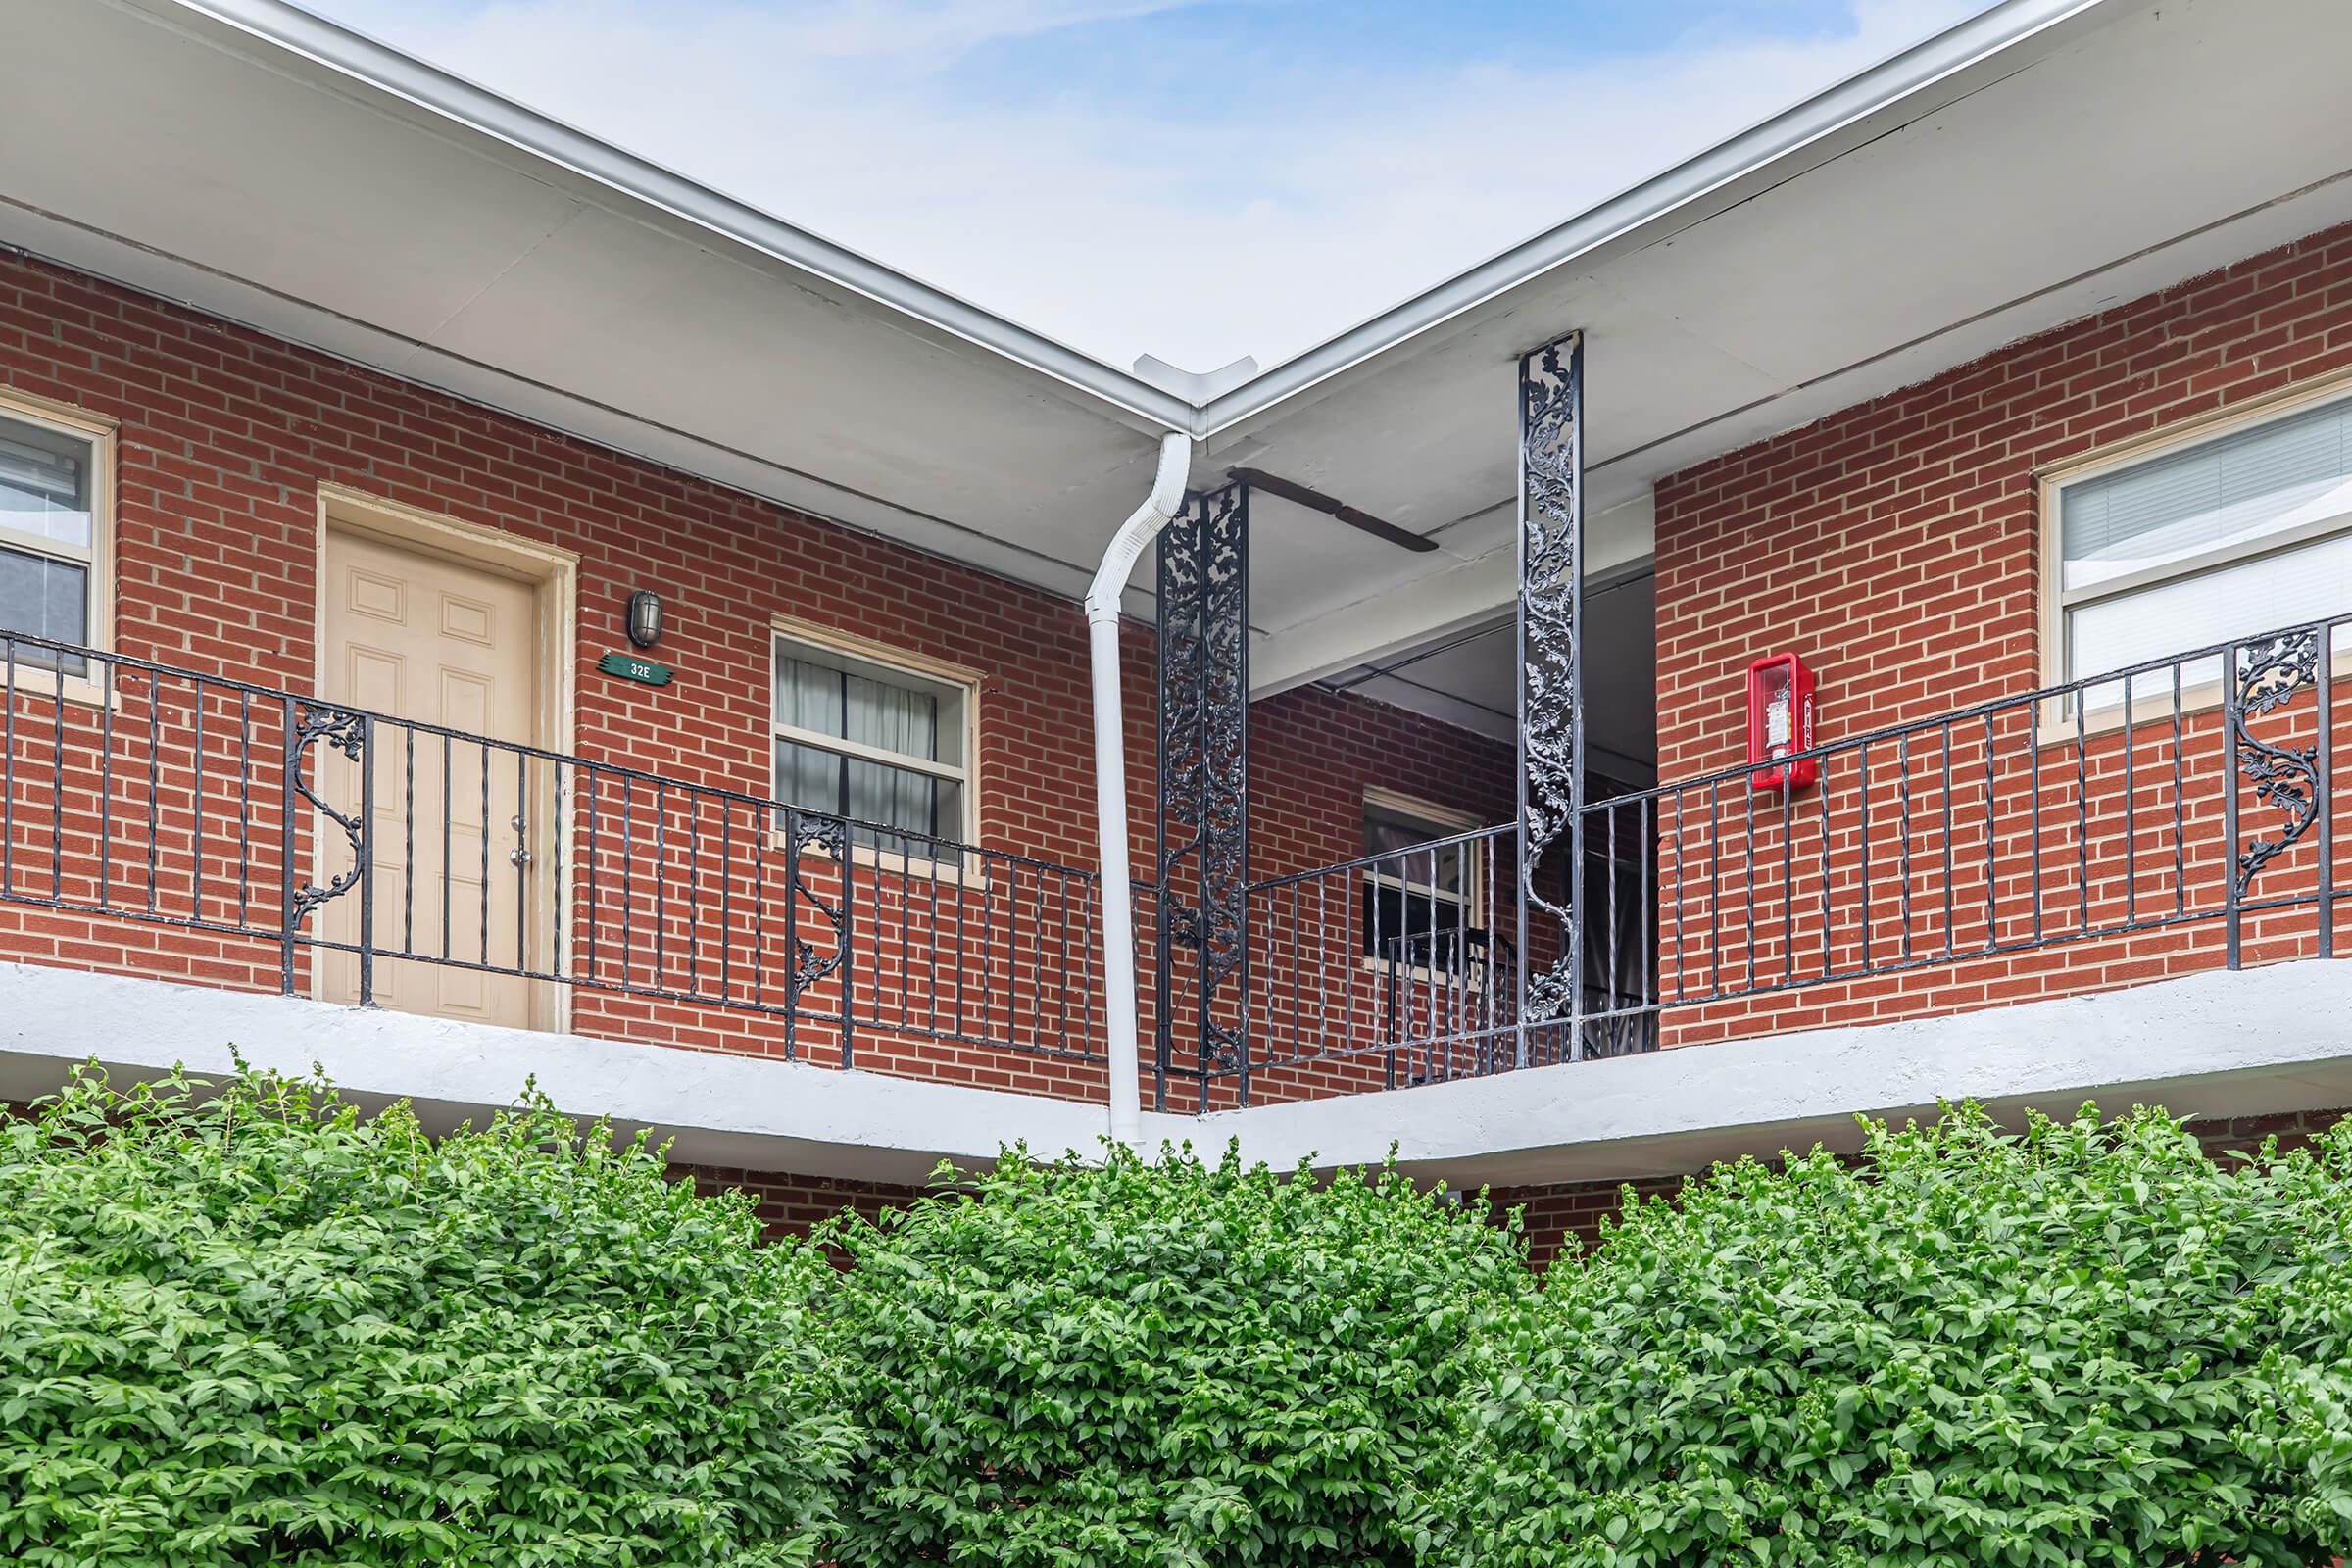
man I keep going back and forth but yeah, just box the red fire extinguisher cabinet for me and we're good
[1745,653,1817,792]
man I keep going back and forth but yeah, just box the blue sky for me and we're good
[307,0,1999,370]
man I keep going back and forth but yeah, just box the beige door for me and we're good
[318,526,542,1027]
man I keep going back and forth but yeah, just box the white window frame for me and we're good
[2037,368,2352,738]
[1358,787,1486,976]
[0,386,115,704]
[768,615,981,876]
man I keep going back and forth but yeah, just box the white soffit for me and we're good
[1226,0,2352,687]
[0,0,1185,610]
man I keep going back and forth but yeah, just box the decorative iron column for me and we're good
[1516,332,1585,1065]
[1155,482,1250,1109]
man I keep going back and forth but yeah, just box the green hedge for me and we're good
[0,1064,847,1567]
[1439,1104,2352,1568]
[8,1065,2350,1568]
[815,1143,1531,1568]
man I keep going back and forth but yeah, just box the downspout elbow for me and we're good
[1087,432,1193,625]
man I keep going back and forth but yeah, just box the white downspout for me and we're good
[1088,430,1193,1148]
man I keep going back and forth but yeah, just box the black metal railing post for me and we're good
[279,695,298,996]
[2319,649,2334,960]
[782,805,803,1061]
[357,713,375,1006]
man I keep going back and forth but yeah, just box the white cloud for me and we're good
[315,0,1993,371]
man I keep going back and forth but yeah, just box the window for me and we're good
[771,628,974,863]
[1359,793,1482,967]
[2051,382,2352,696]
[0,394,110,677]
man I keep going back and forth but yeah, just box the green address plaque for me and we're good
[598,651,673,687]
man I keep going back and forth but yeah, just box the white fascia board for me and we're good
[0,205,1158,619]
[147,0,2125,445]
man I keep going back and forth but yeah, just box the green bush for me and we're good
[0,1063,847,1567]
[1440,1104,2352,1568]
[817,1142,1530,1568]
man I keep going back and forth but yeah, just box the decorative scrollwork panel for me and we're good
[787,812,851,992]
[1517,333,1586,1030]
[1156,483,1250,1095]
[288,704,369,928]
[2230,627,2322,900]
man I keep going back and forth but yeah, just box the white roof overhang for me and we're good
[1,0,1191,610]
[5,0,2349,715]
[1218,0,2352,707]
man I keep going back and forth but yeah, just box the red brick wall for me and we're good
[675,1162,931,1247]
[0,246,1514,1102]
[1649,220,2352,1046]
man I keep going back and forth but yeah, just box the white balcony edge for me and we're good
[0,956,2346,1189]
[1215,957,2352,1187]
[0,961,1190,1184]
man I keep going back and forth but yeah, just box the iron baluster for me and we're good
[237,690,250,928]
[99,662,113,906]
[1897,732,1912,963]
[2123,674,2136,928]
[403,726,416,955]
[145,671,159,914]
[2320,644,2334,959]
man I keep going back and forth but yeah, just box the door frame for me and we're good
[312,484,580,1031]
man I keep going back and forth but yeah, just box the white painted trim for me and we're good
[1,956,2346,1191]
[1209,958,2352,1186]
[155,0,2122,439]
[312,487,579,1031]
[0,383,117,708]
[2036,366,2352,694]
[768,617,981,851]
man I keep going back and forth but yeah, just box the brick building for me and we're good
[2,0,2350,1262]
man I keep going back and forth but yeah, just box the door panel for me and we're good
[319,526,541,1028]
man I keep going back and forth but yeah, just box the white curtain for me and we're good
[775,654,946,842]
[844,670,938,836]
[775,656,846,814]
[0,424,90,549]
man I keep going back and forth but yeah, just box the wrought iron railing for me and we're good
[1227,820,1652,1109]
[5,614,2342,1108]
[1210,614,2349,1104]
[0,632,1102,1068]
[1575,615,2344,1047]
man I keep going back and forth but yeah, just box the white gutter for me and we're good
[1087,431,1193,1147]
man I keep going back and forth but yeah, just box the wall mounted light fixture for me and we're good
[625,589,663,649]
